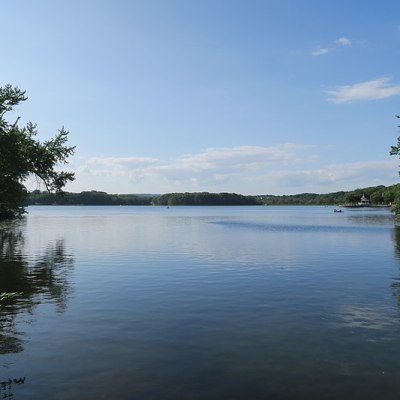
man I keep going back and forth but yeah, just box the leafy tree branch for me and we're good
[0,84,75,220]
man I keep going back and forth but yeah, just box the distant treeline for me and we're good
[153,192,260,206]
[260,184,399,206]
[26,184,399,206]
[27,190,152,206]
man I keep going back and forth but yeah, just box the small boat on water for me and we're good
[333,209,343,213]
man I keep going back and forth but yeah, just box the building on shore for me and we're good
[358,194,370,207]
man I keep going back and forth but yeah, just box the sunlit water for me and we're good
[1,206,400,399]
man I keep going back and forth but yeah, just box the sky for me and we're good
[2,0,400,195]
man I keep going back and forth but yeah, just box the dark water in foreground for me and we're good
[1,205,400,399]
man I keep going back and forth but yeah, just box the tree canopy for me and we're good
[390,115,400,214]
[27,190,152,206]
[0,85,75,220]
[153,192,261,206]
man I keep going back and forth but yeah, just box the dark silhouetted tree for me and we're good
[0,85,75,220]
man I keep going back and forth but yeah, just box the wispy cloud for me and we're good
[311,47,333,56]
[260,160,397,191]
[253,157,396,189]
[175,144,315,170]
[312,36,351,56]
[327,77,400,103]
[336,37,351,46]
[71,144,317,192]
[79,144,316,176]
[88,156,159,166]
[65,146,397,195]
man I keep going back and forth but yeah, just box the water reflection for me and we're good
[336,305,396,330]
[391,226,400,303]
[347,211,395,226]
[1,207,399,399]
[391,226,400,258]
[0,219,74,357]
[0,377,25,399]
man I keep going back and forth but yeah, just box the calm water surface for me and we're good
[1,206,400,399]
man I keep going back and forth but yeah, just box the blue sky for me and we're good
[2,0,400,194]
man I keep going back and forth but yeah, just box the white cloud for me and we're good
[311,47,333,56]
[79,144,316,177]
[88,156,159,166]
[312,36,351,56]
[64,145,398,195]
[327,77,400,103]
[336,37,351,46]
[70,144,317,192]
[260,160,397,191]
[175,144,316,170]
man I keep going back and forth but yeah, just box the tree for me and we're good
[390,115,400,157]
[370,190,383,205]
[390,115,400,214]
[344,192,360,205]
[0,84,75,220]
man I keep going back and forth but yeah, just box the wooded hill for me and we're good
[27,190,152,206]
[153,192,259,206]
[259,184,399,206]
[26,184,399,206]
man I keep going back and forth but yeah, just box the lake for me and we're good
[1,205,400,399]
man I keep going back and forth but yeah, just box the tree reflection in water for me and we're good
[0,219,74,356]
[391,226,400,303]
[0,377,25,399]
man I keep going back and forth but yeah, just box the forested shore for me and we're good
[26,184,399,207]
